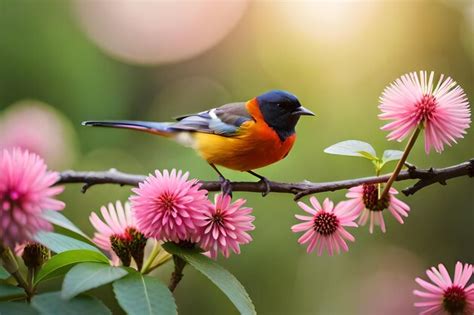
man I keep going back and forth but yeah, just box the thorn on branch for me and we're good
[294,190,310,201]
[404,161,417,175]
[81,183,94,193]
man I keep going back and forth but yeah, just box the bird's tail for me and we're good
[82,120,174,137]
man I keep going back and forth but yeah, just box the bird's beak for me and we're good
[292,106,315,116]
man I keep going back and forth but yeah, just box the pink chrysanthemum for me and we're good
[90,201,136,252]
[379,71,471,153]
[90,201,147,268]
[0,148,64,248]
[414,262,474,315]
[195,193,255,259]
[291,197,358,256]
[130,169,210,242]
[342,184,410,234]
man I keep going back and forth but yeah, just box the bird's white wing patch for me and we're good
[173,132,196,148]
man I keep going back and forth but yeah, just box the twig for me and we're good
[56,159,474,200]
[402,158,474,196]
[168,255,186,292]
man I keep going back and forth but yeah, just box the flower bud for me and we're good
[22,243,49,269]
[127,228,147,270]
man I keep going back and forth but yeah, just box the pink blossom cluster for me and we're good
[90,169,255,260]
[292,70,471,257]
[291,185,410,256]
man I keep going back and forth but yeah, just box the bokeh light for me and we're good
[274,0,375,44]
[0,100,78,169]
[355,247,422,315]
[74,0,248,65]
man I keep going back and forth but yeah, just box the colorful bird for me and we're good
[83,90,314,195]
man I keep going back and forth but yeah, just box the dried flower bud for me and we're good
[22,243,49,269]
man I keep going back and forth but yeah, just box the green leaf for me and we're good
[382,150,404,164]
[62,263,127,300]
[113,273,176,315]
[0,302,39,315]
[0,266,9,280]
[35,250,109,285]
[0,284,25,300]
[31,292,111,315]
[163,243,256,315]
[324,140,377,160]
[34,231,100,254]
[42,210,90,240]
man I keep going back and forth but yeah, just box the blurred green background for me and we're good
[1,0,473,314]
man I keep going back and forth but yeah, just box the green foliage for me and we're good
[31,292,111,315]
[42,210,91,240]
[0,302,39,315]
[381,150,404,165]
[324,140,404,174]
[62,262,127,299]
[35,250,109,285]
[0,266,9,280]
[324,140,377,159]
[163,243,256,315]
[0,284,25,301]
[113,272,177,315]
[34,231,101,254]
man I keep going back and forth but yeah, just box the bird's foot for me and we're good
[258,177,271,197]
[219,177,233,197]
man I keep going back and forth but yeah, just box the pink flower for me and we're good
[0,100,77,169]
[379,71,471,153]
[414,262,474,315]
[0,148,64,248]
[90,201,135,252]
[342,184,410,234]
[291,197,358,256]
[90,201,147,268]
[130,169,210,242]
[195,193,255,259]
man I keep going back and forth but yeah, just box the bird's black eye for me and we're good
[276,103,282,108]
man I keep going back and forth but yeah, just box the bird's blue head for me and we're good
[256,90,314,141]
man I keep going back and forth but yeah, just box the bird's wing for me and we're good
[172,102,253,136]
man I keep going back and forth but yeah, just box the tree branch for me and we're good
[57,159,473,200]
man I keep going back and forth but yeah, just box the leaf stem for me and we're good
[0,244,33,301]
[380,127,421,200]
[27,266,38,296]
[141,242,161,274]
[143,252,172,275]
[168,255,186,293]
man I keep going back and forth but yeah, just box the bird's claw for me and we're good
[259,177,271,197]
[219,177,233,197]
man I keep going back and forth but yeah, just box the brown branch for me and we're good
[168,255,186,293]
[57,159,474,200]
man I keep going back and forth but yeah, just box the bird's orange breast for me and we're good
[193,99,296,171]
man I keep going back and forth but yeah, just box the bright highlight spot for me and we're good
[74,0,248,65]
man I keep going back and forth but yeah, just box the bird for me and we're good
[83,90,314,196]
